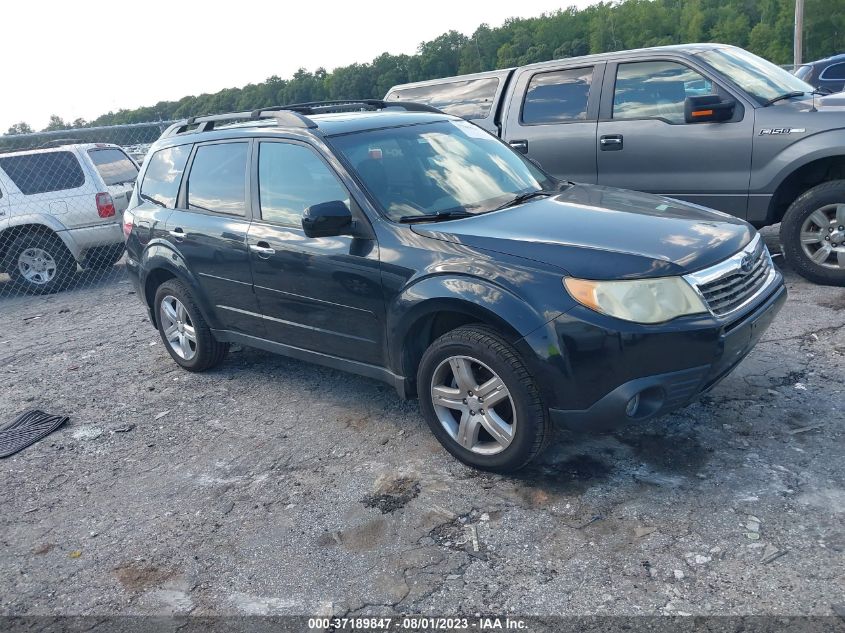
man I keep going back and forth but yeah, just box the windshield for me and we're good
[328,120,555,221]
[695,47,814,105]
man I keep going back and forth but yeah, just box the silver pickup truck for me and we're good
[386,43,845,286]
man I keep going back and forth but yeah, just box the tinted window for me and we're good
[821,63,845,80]
[387,78,499,119]
[0,151,84,195]
[88,148,138,186]
[187,143,248,216]
[613,61,712,124]
[258,143,349,226]
[522,67,592,124]
[140,145,191,208]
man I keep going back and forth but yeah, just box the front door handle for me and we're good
[168,227,185,241]
[249,242,275,259]
[600,134,623,151]
[509,139,529,154]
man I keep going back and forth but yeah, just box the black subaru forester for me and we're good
[124,100,786,472]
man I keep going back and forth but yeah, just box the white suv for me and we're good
[0,143,138,293]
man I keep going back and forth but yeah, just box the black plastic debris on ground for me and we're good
[0,410,69,458]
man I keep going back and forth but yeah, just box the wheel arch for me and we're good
[389,275,553,397]
[767,155,845,224]
[0,221,78,266]
[140,243,220,330]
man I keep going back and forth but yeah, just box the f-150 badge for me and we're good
[759,128,806,135]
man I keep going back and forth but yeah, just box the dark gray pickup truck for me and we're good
[386,43,845,286]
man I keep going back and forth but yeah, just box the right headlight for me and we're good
[563,276,708,324]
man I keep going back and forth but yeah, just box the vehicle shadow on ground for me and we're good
[0,264,128,304]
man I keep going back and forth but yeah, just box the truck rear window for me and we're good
[88,148,138,186]
[386,78,499,120]
[0,151,85,195]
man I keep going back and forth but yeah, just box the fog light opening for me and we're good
[625,393,641,417]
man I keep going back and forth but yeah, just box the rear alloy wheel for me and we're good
[417,325,552,472]
[780,180,845,286]
[4,232,76,294]
[153,279,229,371]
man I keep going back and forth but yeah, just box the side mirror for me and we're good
[302,200,353,238]
[684,95,736,123]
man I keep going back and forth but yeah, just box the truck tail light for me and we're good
[96,192,116,218]
[122,210,134,241]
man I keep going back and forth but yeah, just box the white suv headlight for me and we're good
[563,276,708,324]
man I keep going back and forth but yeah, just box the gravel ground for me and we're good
[1,229,844,619]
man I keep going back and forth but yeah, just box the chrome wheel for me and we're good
[800,203,845,269]
[159,295,197,361]
[17,248,57,285]
[430,355,515,456]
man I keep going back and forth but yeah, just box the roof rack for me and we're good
[264,99,443,115]
[161,100,443,139]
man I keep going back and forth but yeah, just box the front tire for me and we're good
[3,232,76,294]
[417,324,552,472]
[780,180,845,286]
[153,279,229,372]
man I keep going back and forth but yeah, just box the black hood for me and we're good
[411,184,754,280]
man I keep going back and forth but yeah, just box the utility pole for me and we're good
[794,0,804,67]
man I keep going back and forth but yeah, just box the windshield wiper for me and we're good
[398,209,476,224]
[763,91,807,106]
[494,189,558,211]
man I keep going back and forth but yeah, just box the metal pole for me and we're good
[794,0,804,67]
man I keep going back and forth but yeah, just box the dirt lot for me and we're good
[1,229,844,619]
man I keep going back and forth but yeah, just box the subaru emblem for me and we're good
[740,254,754,273]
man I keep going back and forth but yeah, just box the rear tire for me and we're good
[780,180,845,286]
[153,279,229,372]
[417,324,552,472]
[3,231,76,294]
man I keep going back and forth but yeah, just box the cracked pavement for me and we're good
[1,228,843,617]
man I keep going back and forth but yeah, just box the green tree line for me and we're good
[6,0,843,135]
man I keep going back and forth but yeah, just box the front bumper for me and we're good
[527,278,787,430]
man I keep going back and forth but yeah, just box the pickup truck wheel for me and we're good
[780,180,845,286]
[417,324,552,472]
[154,279,229,372]
[3,232,76,294]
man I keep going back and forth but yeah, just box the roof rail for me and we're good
[262,100,443,115]
[162,109,317,138]
[160,100,443,139]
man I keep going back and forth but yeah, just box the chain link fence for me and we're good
[0,122,173,299]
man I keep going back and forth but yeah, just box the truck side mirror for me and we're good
[302,200,353,238]
[684,95,736,123]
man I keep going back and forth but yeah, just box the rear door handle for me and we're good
[249,242,275,258]
[168,227,185,241]
[509,139,529,154]
[600,134,623,151]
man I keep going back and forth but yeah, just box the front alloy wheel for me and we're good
[780,180,845,286]
[417,324,552,472]
[430,355,516,455]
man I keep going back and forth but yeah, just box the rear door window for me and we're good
[522,67,593,124]
[187,142,249,216]
[88,148,138,185]
[140,144,191,208]
[386,78,499,119]
[0,151,85,195]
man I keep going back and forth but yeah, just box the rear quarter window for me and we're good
[88,148,138,185]
[387,78,499,119]
[140,145,191,208]
[0,151,85,195]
